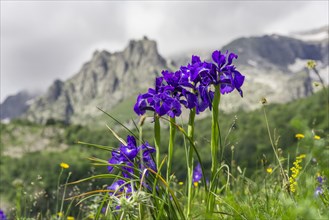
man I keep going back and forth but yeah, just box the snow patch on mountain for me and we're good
[292,31,328,42]
[291,26,328,42]
[288,58,308,72]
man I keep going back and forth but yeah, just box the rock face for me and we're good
[172,32,328,113]
[3,30,328,124]
[25,38,171,124]
[221,34,327,70]
[0,91,36,121]
[217,34,328,112]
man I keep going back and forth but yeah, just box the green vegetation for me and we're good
[0,90,328,219]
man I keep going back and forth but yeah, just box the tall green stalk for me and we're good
[208,84,221,213]
[15,184,22,219]
[154,115,161,168]
[310,63,328,99]
[56,168,64,216]
[166,117,176,183]
[60,172,72,217]
[138,121,145,220]
[187,108,196,218]
[262,105,289,186]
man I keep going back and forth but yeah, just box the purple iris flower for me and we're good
[0,210,6,220]
[162,70,189,88]
[178,58,214,113]
[189,60,217,113]
[107,136,157,201]
[106,137,158,212]
[108,136,138,174]
[155,93,181,117]
[212,50,245,97]
[134,76,183,117]
[185,55,211,83]
[138,141,156,154]
[108,179,132,196]
[314,186,323,196]
[134,94,148,115]
[314,175,326,197]
[196,85,214,114]
[121,161,135,178]
[108,179,125,195]
[193,163,202,183]
[108,136,157,175]
[219,66,245,97]
[108,150,123,173]
[317,176,324,184]
[163,96,182,118]
[120,135,138,160]
[134,49,245,116]
[138,142,157,172]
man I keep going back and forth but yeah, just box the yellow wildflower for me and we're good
[296,154,306,159]
[260,97,268,105]
[193,182,199,187]
[266,167,273,174]
[313,82,320,87]
[314,135,320,140]
[67,217,75,220]
[60,162,69,169]
[289,154,306,193]
[306,60,316,69]
[57,212,63,217]
[295,134,305,139]
[178,182,184,185]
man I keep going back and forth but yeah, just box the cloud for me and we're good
[146,1,310,53]
[264,1,329,34]
[1,1,127,99]
[1,1,328,101]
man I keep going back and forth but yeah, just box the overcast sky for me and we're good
[1,1,328,102]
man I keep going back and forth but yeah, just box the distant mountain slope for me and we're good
[171,32,328,113]
[25,37,173,124]
[172,26,328,69]
[2,27,328,124]
[291,26,328,43]
[0,91,36,121]
[221,34,327,69]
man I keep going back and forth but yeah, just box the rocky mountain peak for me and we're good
[0,90,37,121]
[24,37,170,124]
[291,25,328,42]
[123,38,166,67]
[124,38,156,54]
[91,50,111,63]
[46,79,64,102]
[222,34,326,70]
[5,32,326,124]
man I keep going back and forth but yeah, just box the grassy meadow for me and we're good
[0,54,328,220]
[0,86,328,219]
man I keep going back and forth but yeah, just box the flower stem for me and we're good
[139,120,144,174]
[139,121,145,220]
[154,115,161,168]
[262,105,289,187]
[15,185,22,219]
[312,66,328,99]
[187,108,196,218]
[208,84,221,213]
[60,172,72,216]
[56,168,63,217]
[166,117,176,183]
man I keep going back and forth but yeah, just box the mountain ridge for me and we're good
[1,29,328,124]
[0,90,37,121]
[24,37,172,124]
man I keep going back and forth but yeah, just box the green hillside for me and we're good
[0,89,328,215]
